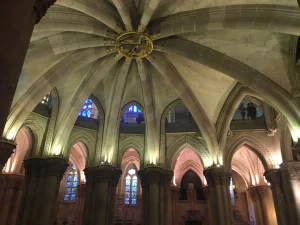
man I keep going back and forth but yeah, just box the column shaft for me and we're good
[265,168,294,225]
[204,167,233,225]
[16,157,68,225]
[0,0,56,137]
[82,165,121,225]
[247,186,270,225]
[139,167,173,225]
[0,174,24,225]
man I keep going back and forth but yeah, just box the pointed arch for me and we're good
[65,130,95,167]
[166,135,211,168]
[225,135,274,170]
[216,84,275,152]
[117,147,141,199]
[119,101,145,124]
[118,137,144,168]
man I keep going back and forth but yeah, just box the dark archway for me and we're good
[180,170,205,200]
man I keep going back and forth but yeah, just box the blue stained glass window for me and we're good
[64,164,78,202]
[41,92,52,107]
[67,175,72,181]
[78,98,99,119]
[124,169,138,205]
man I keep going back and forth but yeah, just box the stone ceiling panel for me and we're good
[152,0,298,19]
[165,53,236,124]
[181,30,292,92]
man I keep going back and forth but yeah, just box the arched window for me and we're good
[64,164,78,202]
[124,168,138,205]
[41,92,52,107]
[121,105,144,124]
[78,98,99,119]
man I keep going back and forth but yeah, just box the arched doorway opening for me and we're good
[231,145,277,225]
[115,148,141,225]
[56,141,87,225]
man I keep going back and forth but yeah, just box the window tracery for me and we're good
[78,98,99,119]
[64,164,78,202]
[124,168,138,205]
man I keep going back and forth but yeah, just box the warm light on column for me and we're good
[6,129,16,140]
[52,146,62,155]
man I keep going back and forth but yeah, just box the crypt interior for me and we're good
[1,0,300,225]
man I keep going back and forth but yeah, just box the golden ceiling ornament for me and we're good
[115,32,153,59]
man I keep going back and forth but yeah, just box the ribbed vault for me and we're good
[4,0,300,166]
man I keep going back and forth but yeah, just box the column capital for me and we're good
[203,166,232,186]
[0,138,15,167]
[247,185,269,201]
[280,161,300,181]
[33,0,56,23]
[24,157,68,181]
[264,169,281,187]
[138,166,173,186]
[84,165,122,186]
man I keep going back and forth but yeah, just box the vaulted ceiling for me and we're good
[7,0,300,158]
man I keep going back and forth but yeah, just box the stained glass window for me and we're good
[64,164,78,202]
[41,92,52,107]
[121,105,144,124]
[124,168,138,205]
[78,98,99,119]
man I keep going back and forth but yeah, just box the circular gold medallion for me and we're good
[115,32,153,59]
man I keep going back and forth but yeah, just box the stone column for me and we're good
[264,169,289,225]
[203,186,212,223]
[279,162,300,225]
[75,184,86,225]
[247,185,270,225]
[16,157,68,225]
[0,0,56,137]
[170,186,180,225]
[0,174,24,225]
[138,166,173,225]
[0,138,16,173]
[82,165,121,225]
[204,166,233,225]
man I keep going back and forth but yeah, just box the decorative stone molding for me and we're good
[66,128,96,165]
[0,138,16,167]
[33,0,57,23]
[167,135,211,169]
[43,89,59,156]
[139,167,173,187]
[118,137,144,167]
[247,185,269,201]
[84,165,121,186]
[204,167,232,187]
[281,161,300,181]
[23,113,48,156]
[24,157,68,181]
[160,99,184,167]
